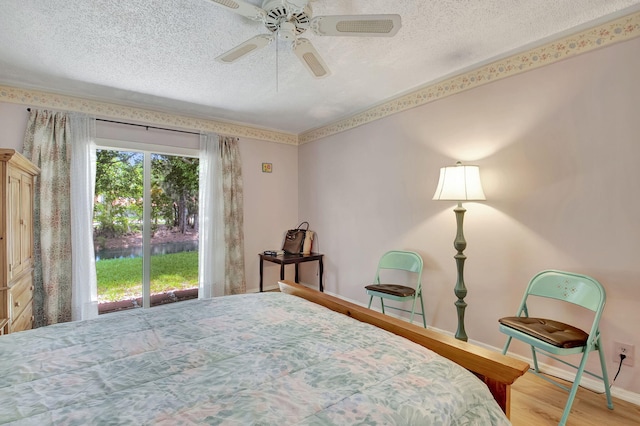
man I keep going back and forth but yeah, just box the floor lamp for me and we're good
[433,161,485,341]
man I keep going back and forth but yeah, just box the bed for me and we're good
[0,281,528,425]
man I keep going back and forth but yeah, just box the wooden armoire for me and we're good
[0,149,40,335]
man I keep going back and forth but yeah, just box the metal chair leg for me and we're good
[502,337,512,355]
[559,352,590,426]
[418,294,427,328]
[597,340,614,410]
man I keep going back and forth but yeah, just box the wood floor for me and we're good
[510,372,640,425]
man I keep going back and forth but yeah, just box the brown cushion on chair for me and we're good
[365,284,415,297]
[499,317,589,349]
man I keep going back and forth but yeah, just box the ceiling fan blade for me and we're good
[310,14,401,37]
[205,0,266,21]
[292,38,331,79]
[216,35,274,63]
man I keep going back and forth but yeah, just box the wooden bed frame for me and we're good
[279,280,529,418]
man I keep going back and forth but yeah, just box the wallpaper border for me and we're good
[0,86,298,145]
[1,10,638,146]
[299,10,640,144]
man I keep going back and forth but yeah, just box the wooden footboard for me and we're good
[279,280,529,418]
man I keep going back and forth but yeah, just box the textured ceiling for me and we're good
[1,0,640,135]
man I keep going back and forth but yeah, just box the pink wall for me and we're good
[0,102,29,150]
[240,138,299,290]
[299,36,640,397]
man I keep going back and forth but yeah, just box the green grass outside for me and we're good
[96,251,198,302]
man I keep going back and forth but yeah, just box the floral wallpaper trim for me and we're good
[299,10,640,144]
[0,86,298,145]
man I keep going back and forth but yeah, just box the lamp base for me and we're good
[453,203,468,342]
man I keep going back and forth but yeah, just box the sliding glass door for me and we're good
[93,146,199,313]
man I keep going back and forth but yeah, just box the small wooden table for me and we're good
[259,253,324,292]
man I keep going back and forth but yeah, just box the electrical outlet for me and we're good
[613,341,634,367]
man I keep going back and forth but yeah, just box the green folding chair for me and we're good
[365,250,426,327]
[499,270,613,426]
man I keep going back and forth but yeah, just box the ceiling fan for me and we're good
[206,0,401,78]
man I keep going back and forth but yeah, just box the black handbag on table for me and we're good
[282,221,309,254]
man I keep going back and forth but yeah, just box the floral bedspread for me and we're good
[0,292,510,425]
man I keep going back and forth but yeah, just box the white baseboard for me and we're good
[257,284,279,292]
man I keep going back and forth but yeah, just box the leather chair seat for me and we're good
[365,284,415,297]
[499,317,588,349]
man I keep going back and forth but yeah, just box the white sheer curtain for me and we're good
[198,133,226,298]
[70,113,98,320]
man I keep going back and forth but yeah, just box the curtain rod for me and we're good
[26,108,200,136]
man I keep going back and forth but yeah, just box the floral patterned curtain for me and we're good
[22,109,97,325]
[198,134,246,297]
[23,110,72,326]
[220,136,246,295]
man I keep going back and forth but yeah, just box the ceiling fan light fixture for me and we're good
[264,2,310,35]
[278,21,297,41]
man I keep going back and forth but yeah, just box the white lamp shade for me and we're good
[433,163,486,201]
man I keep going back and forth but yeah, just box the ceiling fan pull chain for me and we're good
[276,37,279,93]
